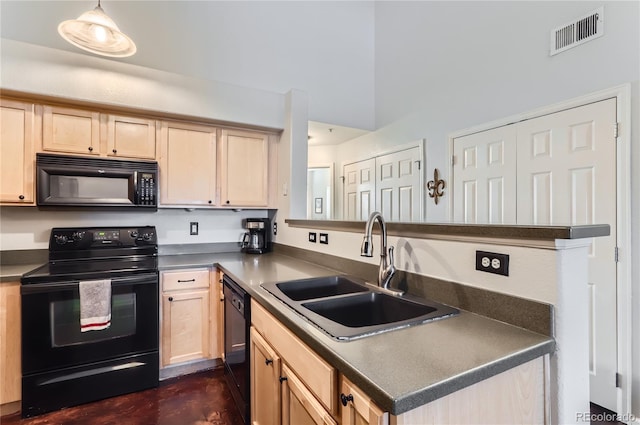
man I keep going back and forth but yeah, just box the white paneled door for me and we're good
[517,98,617,410]
[375,147,422,222]
[452,125,518,224]
[452,98,618,411]
[343,159,375,221]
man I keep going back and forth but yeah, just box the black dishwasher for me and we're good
[223,275,250,423]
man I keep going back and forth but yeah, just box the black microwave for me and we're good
[36,153,158,210]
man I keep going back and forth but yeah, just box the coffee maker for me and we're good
[241,218,271,254]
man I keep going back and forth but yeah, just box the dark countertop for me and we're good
[0,263,44,282]
[3,252,555,414]
[285,219,610,241]
[159,251,555,415]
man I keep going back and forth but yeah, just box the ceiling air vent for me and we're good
[550,7,604,56]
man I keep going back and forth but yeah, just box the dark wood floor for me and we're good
[1,368,243,425]
[590,403,628,425]
[0,368,628,425]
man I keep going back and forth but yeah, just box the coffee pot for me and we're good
[240,218,271,254]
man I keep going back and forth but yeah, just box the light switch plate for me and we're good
[319,233,328,244]
[308,232,317,243]
[190,222,199,235]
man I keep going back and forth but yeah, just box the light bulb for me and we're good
[92,25,108,43]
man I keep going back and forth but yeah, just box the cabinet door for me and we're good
[282,364,337,425]
[219,129,269,207]
[161,289,210,367]
[340,376,387,425]
[0,99,35,204]
[250,327,281,425]
[42,105,100,155]
[159,121,217,206]
[0,282,21,414]
[106,115,156,160]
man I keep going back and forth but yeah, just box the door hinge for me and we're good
[614,122,620,139]
[451,156,456,166]
[415,160,421,170]
[616,372,621,388]
[614,246,619,263]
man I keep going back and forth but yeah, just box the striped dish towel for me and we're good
[79,279,112,332]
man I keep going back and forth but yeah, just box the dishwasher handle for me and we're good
[231,295,244,315]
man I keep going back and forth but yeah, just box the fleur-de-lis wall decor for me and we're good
[427,169,445,205]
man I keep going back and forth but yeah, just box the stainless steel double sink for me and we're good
[261,275,458,341]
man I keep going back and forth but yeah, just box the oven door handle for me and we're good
[21,273,158,294]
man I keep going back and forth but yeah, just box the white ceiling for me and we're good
[307,121,369,146]
[0,0,376,131]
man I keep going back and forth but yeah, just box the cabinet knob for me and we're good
[265,359,273,366]
[112,149,117,154]
[168,296,174,302]
[279,376,288,383]
[208,200,212,204]
[340,393,354,407]
[18,195,25,200]
[226,200,230,204]
[88,146,93,152]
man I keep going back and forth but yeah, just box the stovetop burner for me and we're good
[21,226,159,285]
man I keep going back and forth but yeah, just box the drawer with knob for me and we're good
[162,269,210,292]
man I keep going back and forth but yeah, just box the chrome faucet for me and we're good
[361,212,396,289]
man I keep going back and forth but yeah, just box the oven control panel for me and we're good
[50,227,158,250]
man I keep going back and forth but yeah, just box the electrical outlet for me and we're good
[319,233,328,244]
[475,251,509,276]
[190,222,199,235]
[273,222,278,235]
[308,232,317,243]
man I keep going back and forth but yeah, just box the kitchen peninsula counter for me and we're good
[159,251,554,415]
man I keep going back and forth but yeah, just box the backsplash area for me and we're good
[0,207,269,250]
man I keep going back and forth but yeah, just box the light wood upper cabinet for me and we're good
[106,115,156,160]
[42,105,100,155]
[161,269,211,367]
[219,129,269,207]
[0,282,22,416]
[340,376,387,425]
[0,99,36,204]
[159,121,217,206]
[42,106,157,160]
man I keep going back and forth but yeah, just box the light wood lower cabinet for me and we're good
[282,364,338,425]
[161,268,224,368]
[0,282,21,416]
[250,327,282,425]
[251,299,547,425]
[211,269,225,360]
[251,300,338,425]
[340,376,387,425]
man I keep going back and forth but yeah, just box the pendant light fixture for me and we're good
[58,0,136,58]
